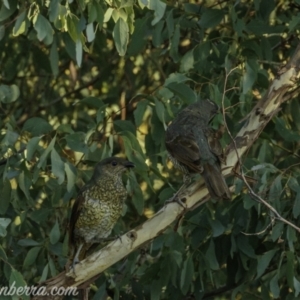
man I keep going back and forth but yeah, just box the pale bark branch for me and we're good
[31,42,300,299]
[222,43,300,234]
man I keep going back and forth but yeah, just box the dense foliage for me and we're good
[1,0,300,299]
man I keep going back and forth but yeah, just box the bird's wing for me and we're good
[204,127,224,163]
[69,192,85,246]
[166,133,203,172]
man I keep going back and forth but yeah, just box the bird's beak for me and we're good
[123,161,135,168]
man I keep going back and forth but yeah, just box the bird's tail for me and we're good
[202,163,231,200]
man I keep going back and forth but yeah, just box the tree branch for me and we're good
[31,42,300,299]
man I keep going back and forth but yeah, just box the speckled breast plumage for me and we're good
[74,177,127,244]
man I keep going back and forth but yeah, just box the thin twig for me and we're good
[241,219,275,236]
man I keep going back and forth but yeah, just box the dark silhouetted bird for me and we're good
[165,99,230,200]
[69,157,134,269]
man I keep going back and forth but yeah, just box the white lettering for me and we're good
[0,283,78,297]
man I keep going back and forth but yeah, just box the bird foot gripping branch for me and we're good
[165,187,189,209]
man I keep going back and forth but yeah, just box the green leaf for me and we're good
[56,124,74,134]
[167,82,196,103]
[86,22,95,42]
[78,96,105,108]
[270,275,280,298]
[3,129,18,146]
[75,39,83,66]
[184,3,201,14]
[171,250,182,267]
[49,0,60,22]
[88,3,97,23]
[294,277,300,297]
[288,13,300,32]
[0,244,8,260]
[287,226,297,252]
[209,219,225,237]
[18,239,41,247]
[120,0,135,8]
[180,255,194,295]
[0,218,11,237]
[23,117,52,136]
[18,171,31,200]
[180,49,194,72]
[121,132,148,171]
[13,10,26,36]
[0,0,17,22]
[275,118,300,142]
[0,84,20,103]
[26,136,40,161]
[113,18,129,56]
[23,247,41,268]
[9,268,28,299]
[268,174,282,210]
[50,40,59,76]
[0,25,4,41]
[65,162,76,192]
[51,148,65,184]
[158,187,174,202]
[270,222,284,242]
[166,9,174,37]
[0,179,11,214]
[66,14,80,42]
[37,136,56,169]
[104,7,114,22]
[134,100,148,127]
[286,251,295,289]
[30,208,51,223]
[2,0,10,9]
[164,73,191,85]
[66,132,88,153]
[150,280,161,300]
[259,0,275,20]
[49,219,60,244]
[148,0,166,25]
[124,7,135,33]
[243,61,257,94]
[48,255,57,277]
[169,24,180,62]
[128,173,144,215]
[237,235,256,258]
[39,264,49,283]
[33,14,54,44]
[199,8,224,28]
[95,2,104,26]
[293,192,300,218]
[62,32,76,60]
[152,20,164,47]
[154,97,165,124]
[128,17,149,55]
[158,87,174,102]
[291,98,300,130]
[256,249,277,279]
[205,240,219,270]
[114,120,136,135]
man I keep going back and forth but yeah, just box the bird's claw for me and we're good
[166,194,187,209]
[101,234,122,243]
[71,258,79,275]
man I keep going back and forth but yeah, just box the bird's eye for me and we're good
[111,161,118,166]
